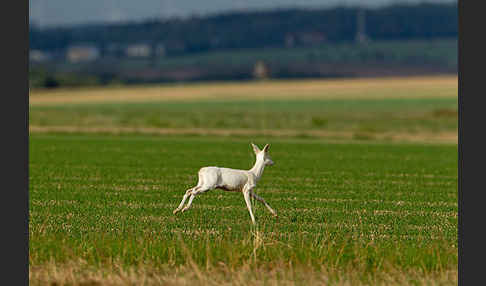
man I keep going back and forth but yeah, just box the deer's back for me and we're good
[199,167,249,191]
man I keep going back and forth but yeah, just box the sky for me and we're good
[29,0,456,28]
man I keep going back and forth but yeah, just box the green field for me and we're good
[29,76,458,285]
[30,97,457,134]
[29,134,457,285]
[29,76,458,143]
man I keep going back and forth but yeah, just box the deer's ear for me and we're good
[251,143,261,154]
[263,144,270,152]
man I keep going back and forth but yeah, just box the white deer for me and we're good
[173,143,277,224]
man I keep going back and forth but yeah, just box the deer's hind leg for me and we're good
[180,170,216,213]
[173,186,199,214]
[180,185,212,212]
[173,175,204,214]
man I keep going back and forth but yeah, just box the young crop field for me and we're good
[29,134,457,285]
[29,76,458,285]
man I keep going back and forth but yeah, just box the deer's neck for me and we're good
[249,158,266,181]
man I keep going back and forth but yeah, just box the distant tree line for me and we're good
[30,3,457,55]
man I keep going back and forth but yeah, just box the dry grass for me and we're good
[29,260,458,286]
[29,125,457,144]
[30,263,458,286]
[29,75,457,106]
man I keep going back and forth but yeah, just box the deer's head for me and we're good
[251,143,274,166]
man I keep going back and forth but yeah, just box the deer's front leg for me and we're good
[250,191,278,218]
[243,185,256,224]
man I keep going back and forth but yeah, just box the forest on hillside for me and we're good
[30,3,457,55]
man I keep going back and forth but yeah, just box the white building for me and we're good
[29,50,50,62]
[66,45,100,63]
[125,44,152,58]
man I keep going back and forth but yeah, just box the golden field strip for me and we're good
[29,75,457,106]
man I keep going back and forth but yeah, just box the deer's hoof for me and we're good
[173,209,179,215]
